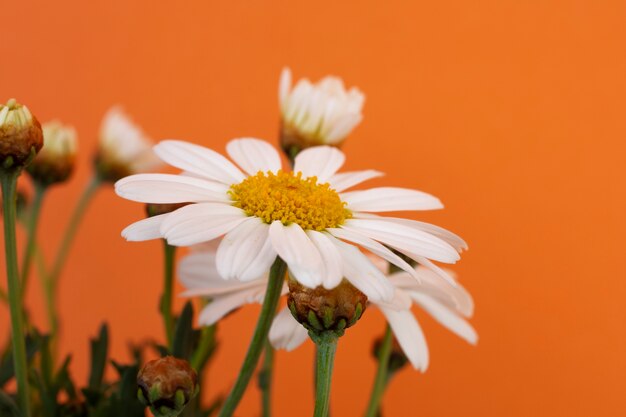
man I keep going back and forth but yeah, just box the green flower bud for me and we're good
[287,276,367,338]
[137,356,199,417]
[372,334,408,375]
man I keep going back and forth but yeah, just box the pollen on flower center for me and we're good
[229,170,351,231]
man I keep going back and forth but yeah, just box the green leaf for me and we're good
[88,323,109,391]
[0,330,42,387]
[172,302,194,359]
[0,390,19,417]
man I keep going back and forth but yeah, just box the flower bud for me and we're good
[372,334,409,374]
[137,356,199,417]
[94,106,161,182]
[278,68,364,159]
[0,99,43,168]
[287,276,367,338]
[27,121,77,186]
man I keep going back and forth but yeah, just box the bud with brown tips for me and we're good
[0,98,43,169]
[27,120,77,186]
[287,276,367,339]
[137,356,199,417]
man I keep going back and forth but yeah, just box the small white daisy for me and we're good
[279,67,364,147]
[96,106,162,180]
[116,138,464,303]
[270,264,477,371]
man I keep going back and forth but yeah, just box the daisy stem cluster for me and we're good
[1,168,32,417]
[20,182,46,300]
[217,257,287,417]
[161,241,176,348]
[313,332,338,417]
[364,325,393,417]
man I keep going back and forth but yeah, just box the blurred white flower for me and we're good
[270,265,477,372]
[95,106,161,181]
[279,67,364,149]
[27,120,78,184]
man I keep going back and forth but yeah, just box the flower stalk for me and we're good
[312,331,338,417]
[217,257,287,417]
[364,325,393,417]
[161,241,176,349]
[258,340,275,417]
[1,167,31,417]
[20,182,46,300]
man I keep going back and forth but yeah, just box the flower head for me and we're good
[137,356,199,417]
[27,120,77,185]
[116,138,465,304]
[94,106,161,182]
[0,98,43,168]
[279,68,364,154]
[271,264,478,372]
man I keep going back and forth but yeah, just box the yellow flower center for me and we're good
[229,170,351,231]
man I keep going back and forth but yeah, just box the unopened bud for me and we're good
[27,121,77,185]
[287,276,367,338]
[137,356,199,417]
[0,99,43,169]
[145,203,188,218]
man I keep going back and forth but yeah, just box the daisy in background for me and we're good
[279,67,365,156]
[94,106,162,182]
[177,244,477,371]
[116,138,464,304]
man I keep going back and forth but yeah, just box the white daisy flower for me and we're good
[116,138,464,304]
[177,248,289,327]
[279,67,364,148]
[270,265,477,372]
[95,106,162,181]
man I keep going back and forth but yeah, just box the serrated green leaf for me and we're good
[88,323,109,391]
[172,302,194,359]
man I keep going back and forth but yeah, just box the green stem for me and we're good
[191,322,216,371]
[258,340,275,417]
[0,287,6,303]
[313,332,338,417]
[46,176,100,341]
[20,182,46,300]
[217,257,287,417]
[1,168,31,417]
[160,241,176,349]
[364,326,393,417]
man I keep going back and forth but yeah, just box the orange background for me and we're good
[2,1,626,416]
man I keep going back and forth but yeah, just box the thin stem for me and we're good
[49,176,100,286]
[258,340,275,417]
[1,168,31,417]
[364,326,393,417]
[191,322,216,371]
[160,241,176,349]
[0,287,6,303]
[217,257,287,417]
[313,332,338,417]
[45,176,100,341]
[20,182,46,300]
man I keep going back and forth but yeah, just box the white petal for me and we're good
[216,219,277,282]
[410,293,478,345]
[342,219,460,264]
[226,138,282,176]
[328,170,384,192]
[355,213,468,252]
[197,288,262,326]
[325,113,362,144]
[305,231,343,289]
[379,307,429,372]
[154,140,245,184]
[269,307,309,351]
[115,174,230,204]
[268,221,323,288]
[328,227,419,280]
[328,236,394,302]
[411,255,459,287]
[279,67,292,109]
[121,214,167,241]
[341,187,443,212]
[293,146,345,182]
[160,203,249,246]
